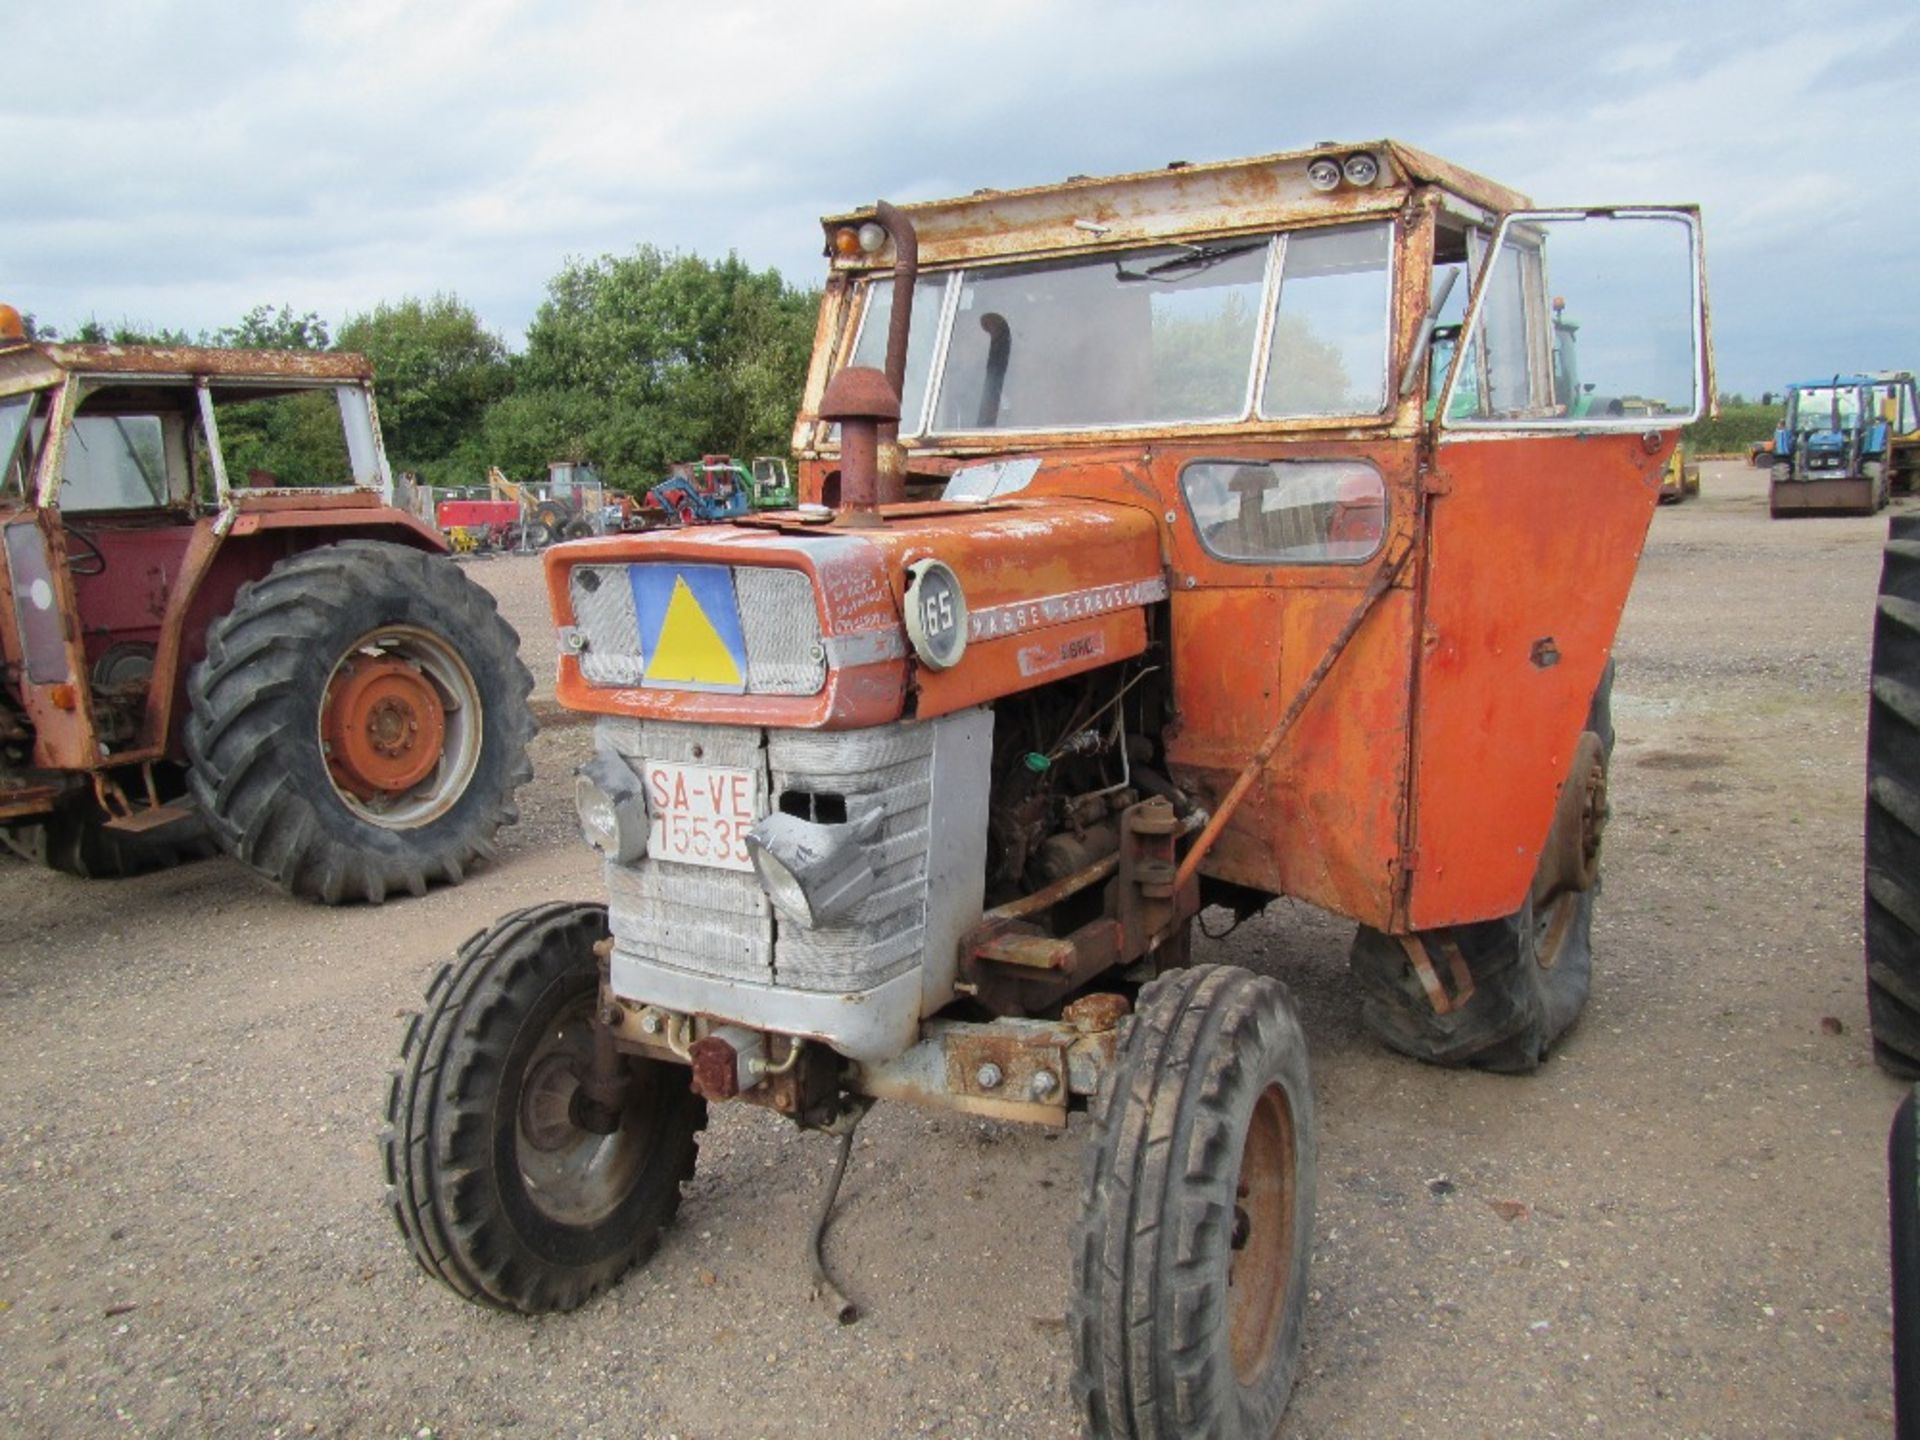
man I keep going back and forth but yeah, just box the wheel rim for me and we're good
[1228,1081,1298,1386]
[1534,890,1580,969]
[319,625,482,828]
[515,1001,648,1228]
[1531,734,1608,970]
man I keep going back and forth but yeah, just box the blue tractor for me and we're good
[640,455,795,527]
[1769,373,1916,517]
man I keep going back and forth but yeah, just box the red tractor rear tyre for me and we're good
[185,540,535,904]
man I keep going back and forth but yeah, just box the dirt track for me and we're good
[0,460,1911,1437]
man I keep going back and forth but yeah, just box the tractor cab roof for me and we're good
[819,139,1531,272]
[1786,374,1905,391]
[0,338,376,404]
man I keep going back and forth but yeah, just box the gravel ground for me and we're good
[0,460,1911,1438]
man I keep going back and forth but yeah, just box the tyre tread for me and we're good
[1868,516,1920,1077]
[1071,964,1315,1438]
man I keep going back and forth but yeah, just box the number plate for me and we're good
[644,761,757,871]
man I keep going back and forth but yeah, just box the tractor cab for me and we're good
[0,335,412,783]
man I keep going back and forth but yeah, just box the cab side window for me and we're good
[0,393,40,501]
[1182,459,1386,565]
[60,414,179,511]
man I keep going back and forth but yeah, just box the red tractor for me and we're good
[0,314,535,901]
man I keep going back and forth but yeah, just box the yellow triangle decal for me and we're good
[647,576,744,686]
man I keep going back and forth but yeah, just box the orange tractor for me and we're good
[0,321,535,900]
[386,143,1710,1435]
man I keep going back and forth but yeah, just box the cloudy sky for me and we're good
[7,0,1912,397]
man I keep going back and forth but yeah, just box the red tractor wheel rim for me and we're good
[322,653,448,801]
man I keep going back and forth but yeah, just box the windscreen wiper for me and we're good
[1114,239,1267,284]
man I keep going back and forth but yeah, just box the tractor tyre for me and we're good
[382,902,706,1312]
[1072,964,1316,1440]
[534,500,571,545]
[185,540,535,905]
[1349,663,1614,1073]
[1866,517,1920,1076]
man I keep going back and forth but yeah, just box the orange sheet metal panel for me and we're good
[1406,430,1669,928]
[1125,441,1417,928]
[545,499,1165,730]
[548,526,908,731]
[919,607,1149,720]
[894,500,1164,719]
[1164,582,1415,928]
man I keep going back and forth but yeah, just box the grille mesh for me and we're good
[569,563,825,695]
[568,565,646,686]
[736,567,828,694]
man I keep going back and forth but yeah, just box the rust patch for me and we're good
[689,1034,741,1101]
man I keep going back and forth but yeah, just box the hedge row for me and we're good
[1683,403,1779,456]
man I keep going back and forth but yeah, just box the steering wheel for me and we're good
[63,526,107,577]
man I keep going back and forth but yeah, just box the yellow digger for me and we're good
[1659,446,1701,503]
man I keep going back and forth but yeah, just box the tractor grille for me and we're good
[566,563,826,694]
[596,716,936,992]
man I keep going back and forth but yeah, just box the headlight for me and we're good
[749,839,818,923]
[1306,157,1342,192]
[1342,151,1380,187]
[574,750,649,862]
[745,810,879,926]
[904,558,968,670]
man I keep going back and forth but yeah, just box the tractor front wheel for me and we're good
[185,540,534,904]
[1072,964,1316,1439]
[382,903,706,1312]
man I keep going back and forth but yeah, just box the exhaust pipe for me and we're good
[820,201,918,525]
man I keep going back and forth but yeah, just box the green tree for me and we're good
[207,305,337,485]
[216,391,350,488]
[498,247,816,490]
[215,304,331,351]
[58,318,191,345]
[337,294,511,479]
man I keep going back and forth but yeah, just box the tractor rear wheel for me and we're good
[1072,964,1316,1439]
[1349,663,1614,1073]
[185,540,534,904]
[1867,517,1920,1076]
[383,902,706,1312]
